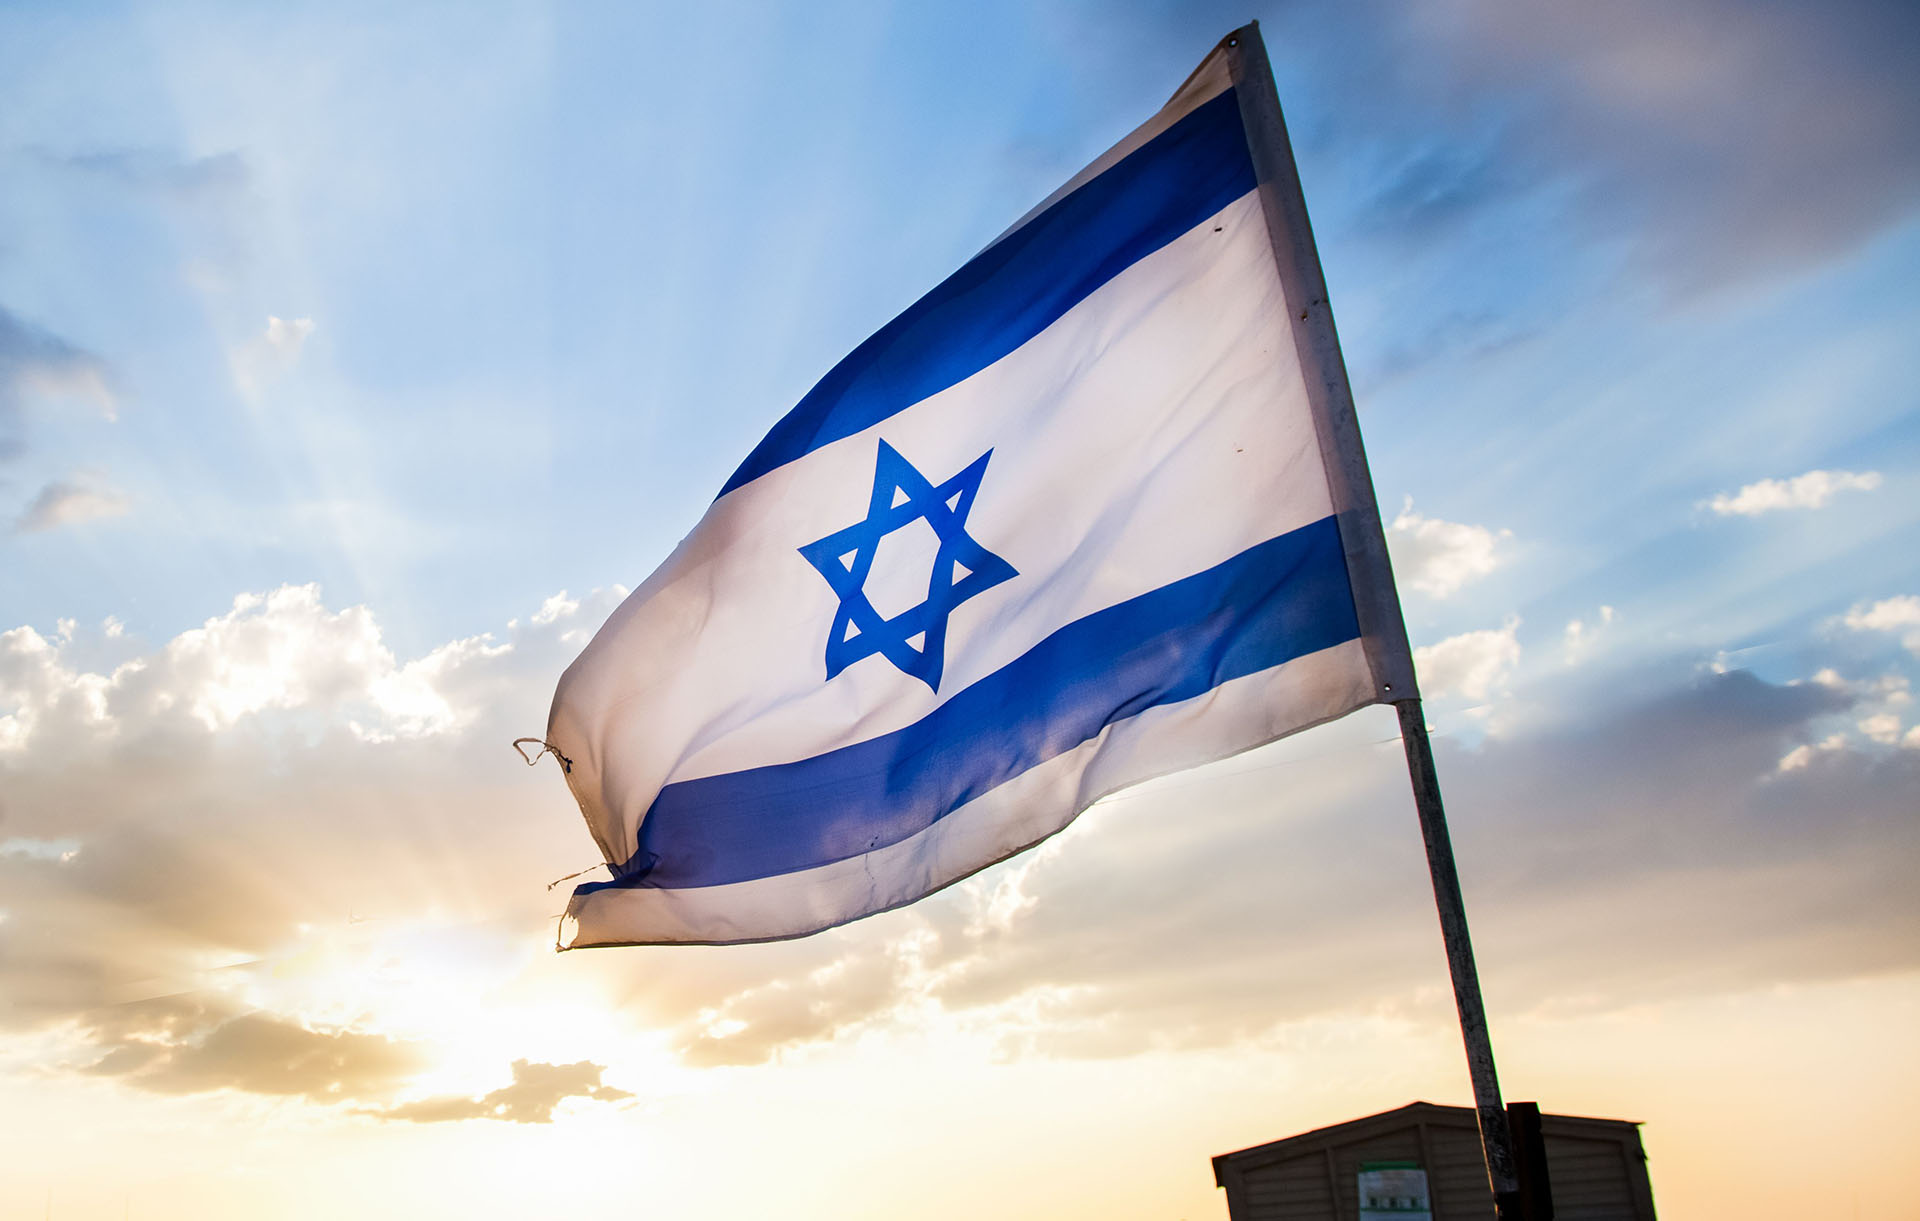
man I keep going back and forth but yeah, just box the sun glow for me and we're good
[189,918,671,1101]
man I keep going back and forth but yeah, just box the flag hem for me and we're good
[560,637,1376,948]
[1224,22,1420,702]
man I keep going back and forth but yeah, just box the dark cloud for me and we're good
[1114,1,1920,291]
[76,996,425,1102]
[0,826,294,1032]
[0,305,114,464]
[14,475,128,533]
[1406,0,1920,287]
[1357,145,1512,241]
[32,148,249,202]
[1360,310,1537,391]
[371,1059,630,1124]
[672,947,913,1068]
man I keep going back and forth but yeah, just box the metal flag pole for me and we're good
[1398,697,1526,1219]
[1222,22,1528,1219]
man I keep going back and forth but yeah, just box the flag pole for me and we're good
[1222,23,1527,1219]
[1396,697,1525,1219]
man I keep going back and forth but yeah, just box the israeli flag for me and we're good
[545,27,1415,947]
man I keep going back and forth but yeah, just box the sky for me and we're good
[2,0,1918,1217]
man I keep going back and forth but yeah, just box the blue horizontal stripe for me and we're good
[580,516,1359,894]
[716,90,1255,498]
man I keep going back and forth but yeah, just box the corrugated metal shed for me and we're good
[1212,1101,1656,1221]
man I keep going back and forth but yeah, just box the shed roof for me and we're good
[1212,1101,1645,1186]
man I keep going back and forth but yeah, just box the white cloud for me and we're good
[160,587,398,729]
[1387,499,1511,598]
[1707,469,1881,516]
[0,584,515,748]
[231,315,316,400]
[1807,667,1912,708]
[1842,595,1920,653]
[530,591,579,625]
[264,315,315,357]
[1778,733,1850,773]
[1859,713,1903,745]
[1843,598,1920,633]
[1413,616,1522,700]
[15,474,129,533]
[0,623,112,748]
[1563,604,1617,663]
[1844,596,1920,632]
[1776,668,1913,758]
[0,581,628,1082]
[0,837,81,863]
[367,632,513,739]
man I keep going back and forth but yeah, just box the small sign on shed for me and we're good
[1212,1101,1656,1221]
[1357,1160,1431,1219]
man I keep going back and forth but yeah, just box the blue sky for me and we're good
[6,1,1918,667]
[3,3,1918,1218]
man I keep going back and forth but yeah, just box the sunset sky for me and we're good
[4,2,1918,1218]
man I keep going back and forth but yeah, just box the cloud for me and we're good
[1386,500,1511,598]
[64,989,624,1120]
[1563,605,1617,664]
[530,591,579,625]
[0,837,80,862]
[371,1059,630,1124]
[1359,144,1510,239]
[1178,0,1920,290]
[231,316,316,401]
[0,306,116,462]
[80,1002,425,1102]
[4,572,1914,1109]
[1803,668,1914,748]
[1363,311,1535,388]
[138,585,398,731]
[0,583,513,745]
[263,316,315,358]
[1776,731,1850,773]
[1707,469,1882,516]
[0,821,318,1030]
[0,585,626,1042]
[1858,713,1903,745]
[33,148,248,202]
[15,474,130,533]
[1413,617,1522,700]
[1843,597,1920,633]
[6,576,1912,1100]
[1843,595,1920,653]
[672,943,921,1068]
[1420,0,1920,286]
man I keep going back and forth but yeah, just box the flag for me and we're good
[542,24,1416,948]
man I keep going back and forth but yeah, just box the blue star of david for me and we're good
[798,439,1018,691]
